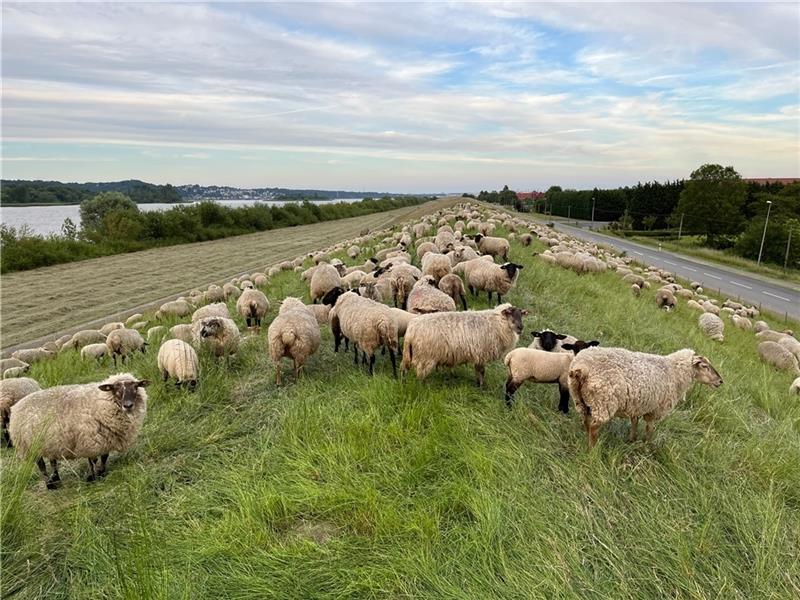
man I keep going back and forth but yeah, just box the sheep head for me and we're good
[500,306,528,335]
[531,330,567,351]
[98,377,149,412]
[692,355,723,388]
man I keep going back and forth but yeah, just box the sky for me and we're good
[1,2,798,193]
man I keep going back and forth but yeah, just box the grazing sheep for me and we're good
[80,343,108,363]
[778,336,800,363]
[0,358,29,374]
[520,233,533,246]
[401,304,527,386]
[451,245,481,265]
[192,317,240,359]
[755,329,792,344]
[731,314,752,330]
[421,252,452,283]
[310,263,343,303]
[504,341,599,412]
[12,348,55,364]
[686,299,704,312]
[631,284,642,297]
[701,301,720,315]
[236,288,270,328]
[655,288,676,311]
[169,324,194,344]
[129,321,148,331]
[438,273,468,311]
[753,320,769,333]
[387,263,421,309]
[106,328,147,366]
[99,322,125,335]
[147,326,166,343]
[388,308,417,338]
[157,339,200,390]
[416,242,439,260]
[464,260,523,304]
[3,366,30,379]
[0,377,41,446]
[206,285,225,303]
[757,341,800,375]
[9,373,149,488]
[347,245,361,259]
[223,282,242,299]
[342,270,367,290]
[268,297,321,384]
[125,314,143,326]
[568,348,722,448]
[473,234,510,261]
[191,302,231,322]
[156,299,192,320]
[698,313,725,342]
[407,276,457,314]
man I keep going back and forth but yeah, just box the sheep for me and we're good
[252,273,268,287]
[125,314,143,326]
[757,341,800,375]
[192,317,240,359]
[347,245,361,259]
[631,284,642,297]
[129,321,148,331]
[0,377,41,446]
[464,260,523,304]
[778,336,800,363]
[504,340,599,412]
[169,324,194,344]
[268,297,321,384]
[701,301,720,315]
[191,302,230,322]
[324,288,399,376]
[310,263,343,303]
[416,242,439,261]
[655,288,676,311]
[686,299,704,312]
[9,373,149,488]
[386,264,420,309]
[3,367,30,379]
[753,320,769,333]
[520,233,533,246]
[421,252,452,283]
[731,314,753,330]
[388,307,417,338]
[55,334,73,348]
[407,276,457,314]
[568,347,722,448]
[206,285,225,302]
[450,245,481,265]
[99,322,125,335]
[791,377,800,394]
[698,313,724,342]
[80,343,108,363]
[0,358,29,374]
[755,329,792,344]
[239,279,254,290]
[529,329,576,352]
[156,299,192,320]
[157,339,200,390]
[236,288,270,328]
[438,273,468,311]
[223,282,242,299]
[306,303,332,326]
[12,348,55,364]
[106,328,147,366]
[472,234,510,261]
[401,304,527,386]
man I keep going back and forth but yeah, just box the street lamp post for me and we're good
[757,200,773,267]
[591,196,596,226]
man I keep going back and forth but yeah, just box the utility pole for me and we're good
[591,196,596,226]
[568,205,571,219]
[757,200,772,267]
[678,213,684,240]
[785,224,793,270]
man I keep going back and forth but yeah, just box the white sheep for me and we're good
[790,377,800,394]
[698,312,725,342]
[655,288,676,311]
[3,366,30,379]
[99,322,125,335]
[0,358,29,374]
[12,348,56,364]
[464,260,523,305]
[106,328,148,366]
[236,288,270,328]
[420,252,452,283]
[157,339,200,390]
[80,343,109,363]
[10,373,149,487]
[191,302,230,322]
[407,276,457,314]
[568,347,722,448]
[472,234,510,261]
[0,377,41,446]
[438,273,468,311]
[401,304,527,386]
[268,297,321,384]
[757,341,800,375]
[156,299,192,320]
[192,317,240,359]
[310,263,343,303]
[169,324,194,344]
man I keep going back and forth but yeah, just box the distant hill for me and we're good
[1,179,182,205]
[176,185,399,201]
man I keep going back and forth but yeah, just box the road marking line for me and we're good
[763,291,792,302]
[663,260,677,266]
[684,267,697,272]
[730,281,752,290]
[633,251,643,255]
[703,272,722,280]
[647,255,657,259]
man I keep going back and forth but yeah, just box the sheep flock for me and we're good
[2,200,797,489]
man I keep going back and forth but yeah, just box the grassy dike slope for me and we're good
[0,197,457,349]
[2,220,799,599]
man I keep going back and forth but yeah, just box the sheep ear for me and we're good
[137,380,150,388]
[561,343,575,351]
[692,355,705,366]
[588,340,600,347]
[532,331,541,338]
[556,334,567,340]
[98,384,114,392]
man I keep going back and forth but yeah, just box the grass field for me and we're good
[2,210,799,598]
[0,197,458,350]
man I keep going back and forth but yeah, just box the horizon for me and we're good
[2,2,798,192]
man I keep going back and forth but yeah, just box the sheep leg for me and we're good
[497,294,502,304]
[557,385,570,414]
[644,415,655,441]
[469,285,476,297]
[98,453,109,477]
[628,417,639,442]
[36,457,48,478]
[504,377,521,407]
[46,459,61,489]
[460,294,468,311]
[293,359,302,381]
[275,365,282,386]
[368,354,376,376]
[487,291,493,302]
[354,345,360,365]
[475,364,485,387]
[587,421,600,450]
[86,458,97,482]
[246,317,252,328]
[1,413,10,447]
[388,348,397,378]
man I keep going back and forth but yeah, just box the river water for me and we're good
[0,198,364,236]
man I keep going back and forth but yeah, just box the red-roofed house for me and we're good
[516,191,545,201]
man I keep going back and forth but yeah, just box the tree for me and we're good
[60,217,78,240]
[672,164,746,246]
[80,192,139,232]
[642,215,657,230]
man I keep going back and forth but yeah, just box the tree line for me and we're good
[1,179,182,204]
[0,193,431,273]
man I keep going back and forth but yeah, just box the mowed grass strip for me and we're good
[2,220,799,599]
[0,198,458,348]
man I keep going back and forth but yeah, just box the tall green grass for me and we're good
[2,224,799,598]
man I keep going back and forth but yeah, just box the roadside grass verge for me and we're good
[2,224,799,598]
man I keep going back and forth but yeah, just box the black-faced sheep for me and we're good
[472,233,510,261]
[464,260,523,304]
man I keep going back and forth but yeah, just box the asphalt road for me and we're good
[552,223,800,322]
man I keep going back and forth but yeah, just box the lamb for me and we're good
[450,245,481,265]
[310,263,343,303]
[0,358,29,374]
[268,297,321,384]
[438,273,468,311]
[3,366,30,379]
[169,324,194,344]
[472,234,510,261]
[12,348,55,364]
[698,313,725,342]
[156,299,192,320]
[655,288,676,311]
[464,260,523,304]
[342,270,367,290]
[191,302,231,322]
[0,377,41,446]
[80,343,109,363]
[324,288,399,376]
[529,329,576,352]
[504,340,599,412]
[757,341,800,375]
[407,276,457,314]
[192,317,240,359]
[236,288,270,328]
[401,304,527,386]
[420,252,452,283]
[157,339,200,390]
[106,328,148,366]
[9,373,149,488]
[568,347,722,448]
